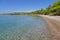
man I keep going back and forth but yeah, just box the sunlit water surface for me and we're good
[0,15,50,40]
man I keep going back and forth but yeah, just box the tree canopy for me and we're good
[6,0,60,16]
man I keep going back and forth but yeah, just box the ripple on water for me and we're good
[0,15,50,40]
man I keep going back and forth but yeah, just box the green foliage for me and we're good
[7,0,60,16]
[52,1,60,7]
[49,1,60,15]
[50,6,60,12]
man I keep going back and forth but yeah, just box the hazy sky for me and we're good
[0,0,57,13]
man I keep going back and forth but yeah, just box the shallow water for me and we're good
[0,15,50,40]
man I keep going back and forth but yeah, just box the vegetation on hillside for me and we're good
[31,0,60,16]
[5,0,60,16]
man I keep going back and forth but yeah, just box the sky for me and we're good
[0,0,57,13]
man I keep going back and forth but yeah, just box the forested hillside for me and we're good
[32,0,60,15]
[5,0,60,16]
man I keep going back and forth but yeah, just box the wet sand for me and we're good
[41,15,60,40]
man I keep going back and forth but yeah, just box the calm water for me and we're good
[0,15,50,40]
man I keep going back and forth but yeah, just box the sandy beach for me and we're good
[40,15,60,40]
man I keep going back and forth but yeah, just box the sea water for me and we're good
[0,15,50,40]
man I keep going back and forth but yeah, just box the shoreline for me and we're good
[40,15,60,40]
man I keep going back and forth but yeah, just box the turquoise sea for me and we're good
[0,15,50,40]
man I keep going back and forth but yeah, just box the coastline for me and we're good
[40,15,60,40]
